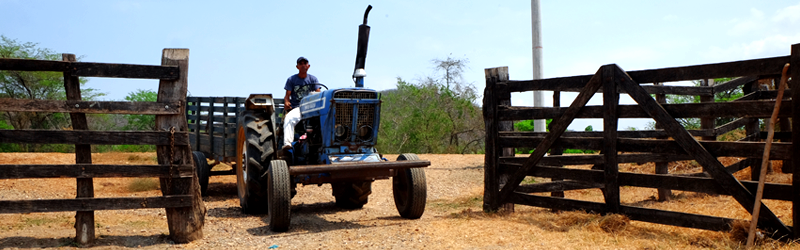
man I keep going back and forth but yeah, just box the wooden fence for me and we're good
[483,43,800,239]
[0,49,205,244]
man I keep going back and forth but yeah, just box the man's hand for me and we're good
[284,99,292,110]
[284,90,292,110]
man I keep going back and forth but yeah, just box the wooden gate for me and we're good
[483,43,800,239]
[0,49,205,244]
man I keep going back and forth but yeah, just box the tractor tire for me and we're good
[333,181,373,209]
[235,110,276,214]
[393,153,427,219]
[267,160,291,232]
[192,151,210,196]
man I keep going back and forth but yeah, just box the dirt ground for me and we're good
[0,152,798,249]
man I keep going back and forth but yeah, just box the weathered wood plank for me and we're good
[499,130,715,138]
[639,85,712,96]
[505,56,789,92]
[0,130,189,145]
[715,118,750,136]
[515,181,603,193]
[0,195,193,214]
[497,66,605,205]
[498,137,792,160]
[507,193,736,231]
[498,100,792,120]
[500,154,694,166]
[0,164,193,179]
[500,165,792,201]
[63,53,94,245]
[0,98,182,114]
[155,48,205,243]
[790,43,800,240]
[712,76,758,94]
[602,65,621,213]
[0,58,179,80]
[614,64,791,237]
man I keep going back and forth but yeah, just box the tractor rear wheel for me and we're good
[333,181,373,209]
[192,151,210,196]
[393,153,427,219]
[267,160,291,232]
[235,110,276,214]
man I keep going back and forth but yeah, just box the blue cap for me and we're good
[296,56,309,64]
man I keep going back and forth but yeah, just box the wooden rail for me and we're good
[0,49,204,244]
[483,43,800,239]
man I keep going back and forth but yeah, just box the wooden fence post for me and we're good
[653,82,671,201]
[155,49,206,243]
[602,65,620,213]
[483,66,513,212]
[550,90,564,198]
[63,53,95,245]
[789,43,800,239]
[700,79,716,141]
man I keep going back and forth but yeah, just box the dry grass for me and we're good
[1,152,799,249]
[126,178,160,192]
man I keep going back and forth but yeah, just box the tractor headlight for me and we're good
[357,125,373,141]
[335,124,349,141]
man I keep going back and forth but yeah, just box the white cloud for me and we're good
[773,2,800,24]
[727,8,765,36]
[704,33,800,61]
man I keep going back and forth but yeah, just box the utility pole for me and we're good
[531,0,545,132]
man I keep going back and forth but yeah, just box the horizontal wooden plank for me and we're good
[500,130,715,139]
[500,153,695,166]
[0,58,179,80]
[498,137,792,159]
[515,181,603,193]
[639,85,712,96]
[0,130,189,145]
[502,165,792,200]
[0,195,192,213]
[505,56,789,92]
[713,76,758,94]
[507,193,736,231]
[620,205,735,231]
[715,118,750,135]
[0,164,193,179]
[0,98,181,114]
[498,100,792,120]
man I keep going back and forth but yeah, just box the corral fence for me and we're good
[483,43,800,239]
[0,49,205,244]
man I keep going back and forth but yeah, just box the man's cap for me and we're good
[297,56,309,64]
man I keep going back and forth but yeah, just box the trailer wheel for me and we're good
[192,151,210,196]
[333,181,373,209]
[393,153,427,219]
[267,160,291,232]
[235,111,276,214]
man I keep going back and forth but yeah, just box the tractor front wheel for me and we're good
[393,153,427,219]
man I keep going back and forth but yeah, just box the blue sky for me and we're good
[2,0,800,130]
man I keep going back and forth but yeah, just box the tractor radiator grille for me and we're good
[334,103,377,143]
[333,91,377,99]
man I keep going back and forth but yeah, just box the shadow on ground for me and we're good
[0,234,173,248]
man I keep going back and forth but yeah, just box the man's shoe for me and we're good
[278,145,292,160]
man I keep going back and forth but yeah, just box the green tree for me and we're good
[123,89,157,130]
[378,56,484,154]
[0,35,104,151]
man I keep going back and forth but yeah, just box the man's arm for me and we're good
[284,90,292,110]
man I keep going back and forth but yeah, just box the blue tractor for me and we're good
[233,5,429,232]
